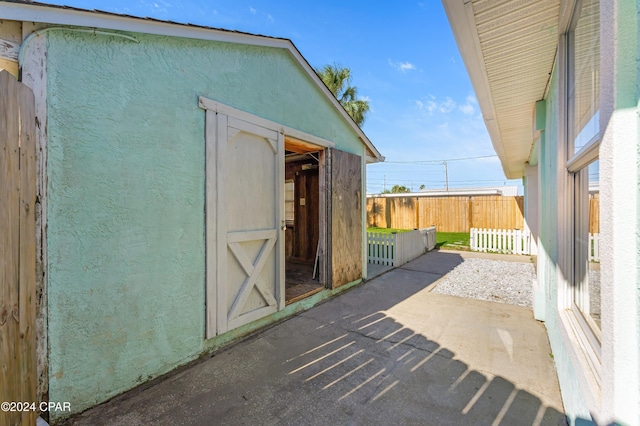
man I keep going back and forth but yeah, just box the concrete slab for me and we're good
[439,248,534,264]
[366,262,393,280]
[64,252,565,426]
[399,250,465,275]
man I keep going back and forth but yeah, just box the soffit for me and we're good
[443,0,560,179]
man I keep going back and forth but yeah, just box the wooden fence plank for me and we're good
[18,78,37,426]
[0,69,37,426]
[1,69,21,426]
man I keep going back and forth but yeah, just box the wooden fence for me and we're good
[367,228,435,267]
[590,193,600,234]
[368,194,601,234]
[367,195,525,233]
[0,70,37,425]
[470,228,532,255]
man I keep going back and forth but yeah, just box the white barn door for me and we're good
[205,109,284,338]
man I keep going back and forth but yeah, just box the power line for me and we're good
[378,154,498,164]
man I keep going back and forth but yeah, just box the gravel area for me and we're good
[432,257,535,308]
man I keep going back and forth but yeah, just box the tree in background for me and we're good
[419,184,426,190]
[382,184,411,194]
[315,64,370,127]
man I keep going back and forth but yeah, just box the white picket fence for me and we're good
[368,227,435,267]
[589,233,600,262]
[470,228,531,255]
[368,232,396,266]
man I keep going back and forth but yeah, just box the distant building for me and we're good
[368,185,519,197]
[419,185,519,196]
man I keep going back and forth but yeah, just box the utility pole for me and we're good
[443,161,449,191]
[383,174,386,193]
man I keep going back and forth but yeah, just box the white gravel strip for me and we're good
[431,257,535,308]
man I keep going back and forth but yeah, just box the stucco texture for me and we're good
[45,29,364,418]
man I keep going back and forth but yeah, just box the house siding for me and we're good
[44,29,365,419]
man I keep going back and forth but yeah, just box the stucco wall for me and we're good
[599,0,640,423]
[537,1,640,423]
[45,29,365,419]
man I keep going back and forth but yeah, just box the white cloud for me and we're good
[439,97,456,113]
[416,95,470,115]
[388,59,416,72]
[415,98,438,114]
[266,13,274,22]
[458,95,478,115]
[249,6,257,14]
[459,104,475,115]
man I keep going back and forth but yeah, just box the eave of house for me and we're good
[0,0,384,163]
[441,0,560,179]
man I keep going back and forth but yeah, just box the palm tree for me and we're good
[382,184,411,194]
[315,64,370,127]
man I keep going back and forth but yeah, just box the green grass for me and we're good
[367,227,412,234]
[367,228,471,251]
[436,232,470,250]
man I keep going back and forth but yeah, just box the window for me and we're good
[568,0,600,155]
[566,0,602,355]
[285,180,295,226]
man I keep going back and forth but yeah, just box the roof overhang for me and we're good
[441,0,560,179]
[0,0,384,163]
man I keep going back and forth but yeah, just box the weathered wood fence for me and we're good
[470,228,532,255]
[368,194,600,234]
[367,227,436,267]
[367,195,525,233]
[0,70,37,425]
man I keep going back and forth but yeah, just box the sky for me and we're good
[44,0,523,194]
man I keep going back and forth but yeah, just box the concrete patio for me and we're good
[63,250,565,425]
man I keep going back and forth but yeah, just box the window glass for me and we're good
[568,0,600,154]
[285,180,295,225]
[573,160,601,337]
[568,0,601,350]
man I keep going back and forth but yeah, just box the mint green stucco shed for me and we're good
[1,2,383,421]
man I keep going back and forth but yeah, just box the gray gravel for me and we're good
[431,257,535,308]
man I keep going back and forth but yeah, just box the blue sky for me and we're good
[45,0,522,194]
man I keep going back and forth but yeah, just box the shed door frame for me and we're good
[200,97,336,339]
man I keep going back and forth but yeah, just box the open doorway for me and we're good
[284,137,325,304]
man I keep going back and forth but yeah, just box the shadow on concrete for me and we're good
[64,251,567,425]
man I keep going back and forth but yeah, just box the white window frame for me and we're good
[560,0,602,385]
[284,179,295,226]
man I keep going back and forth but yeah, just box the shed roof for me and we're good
[1,0,383,162]
[441,0,560,179]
